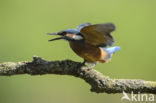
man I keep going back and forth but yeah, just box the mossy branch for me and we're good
[0,56,156,94]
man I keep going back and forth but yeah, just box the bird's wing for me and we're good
[77,23,91,31]
[79,23,115,47]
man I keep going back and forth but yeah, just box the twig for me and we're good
[0,56,156,94]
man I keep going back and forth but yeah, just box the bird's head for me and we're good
[48,29,84,42]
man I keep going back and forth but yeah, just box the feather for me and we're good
[79,23,116,47]
[77,23,91,31]
[103,46,120,53]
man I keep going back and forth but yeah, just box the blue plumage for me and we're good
[103,46,120,54]
[62,29,79,34]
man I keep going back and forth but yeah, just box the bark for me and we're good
[0,56,156,94]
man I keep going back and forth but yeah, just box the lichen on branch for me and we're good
[0,56,156,94]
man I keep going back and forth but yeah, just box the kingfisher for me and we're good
[48,23,120,67]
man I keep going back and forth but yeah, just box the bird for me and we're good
[48,23,120,67]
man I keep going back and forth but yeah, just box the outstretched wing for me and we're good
[77,23,91,31]
[79,23,115,47]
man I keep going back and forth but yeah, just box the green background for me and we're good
[0,0,156,103]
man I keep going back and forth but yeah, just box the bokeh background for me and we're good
[0,0,156,103]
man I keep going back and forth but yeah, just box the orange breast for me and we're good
[69,42,107,63]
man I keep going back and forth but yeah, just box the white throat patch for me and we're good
[73,35,83,40]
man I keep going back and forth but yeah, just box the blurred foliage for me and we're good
[0,0,156,103]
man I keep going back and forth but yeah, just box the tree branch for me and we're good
[0,56,156,94]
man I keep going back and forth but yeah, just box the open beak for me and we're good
[48,36,75,42]
[48,37,64,41]
[47,32,62,41]
[48,32,75,42]
[47,32,58,35]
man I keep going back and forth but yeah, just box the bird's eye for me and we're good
[58,31,66,36]
[76,33,84,38]
[61,31,67,35]
[76,33,82,36]
[76,33,81,35]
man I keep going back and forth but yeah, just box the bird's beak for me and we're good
[48,32,75,42]
[48,37,63,41]
[48,36,75,42]
[47,32,58,35]
[47,32,62,41]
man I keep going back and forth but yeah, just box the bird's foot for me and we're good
[82,62,97,69]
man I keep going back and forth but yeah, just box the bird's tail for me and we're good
[102,46,120,53]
